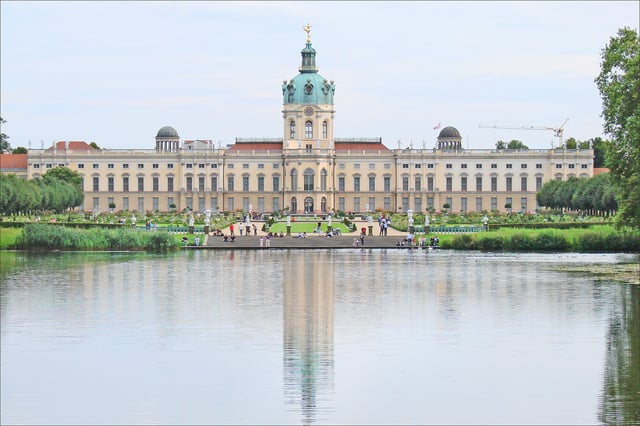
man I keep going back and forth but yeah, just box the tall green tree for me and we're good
[506,139,529,150]
[595,27,640,230]
[0,117,10,153]
[589,137,610,167]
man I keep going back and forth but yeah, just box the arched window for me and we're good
[290,168,298,191]
[305,121,313,139]
[321,196,327,212]
[320,169,327,191]
[303,168,315,191]
[322,121,328,139]
[291,197,298,213]
[290,120,296,139]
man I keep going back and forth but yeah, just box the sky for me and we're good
[1,1,638,151]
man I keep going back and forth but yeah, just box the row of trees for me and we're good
[0,168,84,215]
[536,174,617,214]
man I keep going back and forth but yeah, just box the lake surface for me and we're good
[1,249,638,425]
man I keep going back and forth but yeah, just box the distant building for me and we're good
[0,154,28,178]
[22,29,594,214]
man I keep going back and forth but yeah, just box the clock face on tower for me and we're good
[304,107,314,117]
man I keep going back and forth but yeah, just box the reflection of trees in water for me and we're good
[599,285,640,425]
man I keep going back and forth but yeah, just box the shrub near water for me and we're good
[18,224,179,252]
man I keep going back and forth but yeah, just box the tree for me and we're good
[595,27,640,230]
[589,137,610,168]
[12,147,27,154]
[506,139,529,150]
[495,140,507,150]
[89,142,100,150]
[0,117,10,154]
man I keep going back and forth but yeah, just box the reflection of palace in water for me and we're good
[282,252,335,425]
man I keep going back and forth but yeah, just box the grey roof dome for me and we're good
[438,126,461,138]
[156,126,179,138]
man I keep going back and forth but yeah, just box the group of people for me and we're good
[378,216,391,236]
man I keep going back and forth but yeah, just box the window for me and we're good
[199,176,205,191]
[446,164,452,169]
[369,164,376,169]
[167,176,174,192]
[290,121,295,138]
[521,197,528,212]
[123,164,129,169]
[322,121,328,139]
[168,197,174,210]
[272,197,280,212]
[138,177,144,192]
[243,176,249,191]
[123,176,129,192]
[491,164,497,169]
[556,164,563,169]
[153,197,159,212]
[368,197,376,212]
[305,144,312,153]
[568,164,575,169]
[581,164,588,169]
[77,164,84,169]
[338,197,345,212]
[354,197,360,212]
[321,169,327,191]
[491,197,497,211]
[227,176,234,191]
[243,164,249,169]
[427,164,434,169]
[272,176,280,192]
[93,197,99,212]
[304,169,314,191]
[45,164,52,169]
[153,164,159,169]
[506,177,512,191]
[153,177,159,192]
[521,177,528,192]
[536,164,542,169]
[384,176,391,192]
[402,176,409,191]
[476,177,482,191]
[273,163,279,169]
[506,164,513,169]
[258,176,265,191]
[536,176,543,191]
[384,164,391,169]
[461,197,467,213]
[368,176,376,192]
[93,177,99,191]
[461,164,467,169]
[168,164,174,169]
[107,164,114,169]
[354,164,360,169]
[138,197,144,212]
[427,197,434,210]
[476,164,483,169]
[186,177,193,191]
[338,176,345,192]
[461,177,467,191]
[93,163,99,169]
[305,121,313,139]
[414,198,422,213]
[186,164,193,169]
[415,176,421,191]
[476,197,482,212]
[354,176,360,191]
[138,164,144,169]
[108,177,114,192]
[427,176,434,192]
[210,176,218,192]
[227,197,234,211]
[521,164,527,169]
[446,177,452,192]
[338,163,345,169]
[415,164,421,169]
[290,169,297,190]
[402,164,409,169]
[402,197,409,212]
[258,164,264,169]
[491,177,497,192]
[384,197,391,211]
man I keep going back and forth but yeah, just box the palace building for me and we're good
[21,27,594,215]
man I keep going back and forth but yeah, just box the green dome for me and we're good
[282,41,335,105]
[156,126,179,138]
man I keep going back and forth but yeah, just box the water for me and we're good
[1,250,638,425]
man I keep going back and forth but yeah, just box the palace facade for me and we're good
[22,29,594,215]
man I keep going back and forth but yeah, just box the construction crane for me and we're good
[479,118,569,148]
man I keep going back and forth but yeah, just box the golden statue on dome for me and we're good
[303,23,312,43]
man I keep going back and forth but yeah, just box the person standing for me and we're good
[239,222,244,236]
[230,222,235,237]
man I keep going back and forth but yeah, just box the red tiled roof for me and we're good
[45,141,96,151]
[593,168,610,175]
[0,154,28,170]
[227,143,283,152]
[335,142,391,152]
